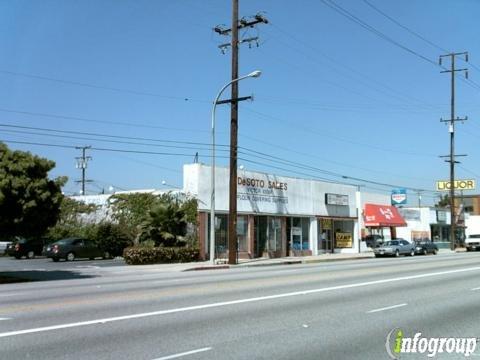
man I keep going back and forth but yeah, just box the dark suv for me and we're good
[6,237,47,259]
[364,234,384,248]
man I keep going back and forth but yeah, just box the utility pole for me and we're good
[439,52,468,250]
[75,146,92,195]
[229,0,240,265]
[214,4,268,264]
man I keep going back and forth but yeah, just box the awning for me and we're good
[363,203,407,227]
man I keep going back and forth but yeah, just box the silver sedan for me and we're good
[374,239,415,257]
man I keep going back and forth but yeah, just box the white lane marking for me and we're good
[471,287,480,291]
[0,293,27,298]
[367,303,407,314]
[152,347,212,360]
[0,318,11,321]
[1,265,480,338]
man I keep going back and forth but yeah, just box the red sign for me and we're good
[363,204,407,227]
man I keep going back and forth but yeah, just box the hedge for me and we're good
[123,246,200,265]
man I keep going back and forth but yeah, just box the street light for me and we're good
[210,70,262,265]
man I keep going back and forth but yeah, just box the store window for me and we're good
[268,217,282,252]
[290,217,310,251]
[333,220,354,248]
[237,215,248,252]
[207,214,228,257]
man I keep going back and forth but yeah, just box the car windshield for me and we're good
[54,239,76,245]
[469,234,480,239]
[384,241,399,246]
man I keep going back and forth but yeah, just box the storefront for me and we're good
[184,163,359,259]
[317,217,355,253]
[363,203,407,243]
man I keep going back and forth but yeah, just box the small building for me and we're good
[183,163,362,260]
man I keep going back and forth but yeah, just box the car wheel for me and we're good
[466,248,471,252]
[423,248,428,256]
[395,250,400,257]
[103,251,111,260]
[66,252,75,261]
[14,254,22,259]
[374,254,381,258]
[52,257,59,262]
[409,249,415,257]
[433,249,438,255]
[27,250,35,259]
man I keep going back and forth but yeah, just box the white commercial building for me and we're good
[184,163,407,260]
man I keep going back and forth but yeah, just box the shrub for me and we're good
[123,246,200,265]
[93,222,133,257]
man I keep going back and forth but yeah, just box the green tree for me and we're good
[436,194,450,208]
[142,192,198,247]
[47,197,99,240]
[0,143,66,238]
[108,192,158,244]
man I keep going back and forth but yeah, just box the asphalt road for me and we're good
[1,252,480,359]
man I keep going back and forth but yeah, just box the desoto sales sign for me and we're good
[436,179,475,191]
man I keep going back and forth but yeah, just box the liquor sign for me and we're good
[391,188,407,205]
[436,179,475,191]
[325,193,349,206]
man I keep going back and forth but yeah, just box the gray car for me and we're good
[374,239,415,257]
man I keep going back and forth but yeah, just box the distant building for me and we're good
[455,194,480,216]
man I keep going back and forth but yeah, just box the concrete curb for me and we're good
[183,255,376,271]
[183,265,230,271]
[302,255,374,264]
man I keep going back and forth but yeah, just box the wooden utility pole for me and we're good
[228,0,240,265]
[75,146,92,195]
[439,52,468,250]
[213,5,268,265]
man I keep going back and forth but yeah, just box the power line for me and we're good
[3,137,441,197]
[321,0,480,94]
[266,23,439,110]
[0,139,226,159]
[242,107,438,157]
[0,128,231,153]
[361,0,449,53]
[0,107,208,134]
[0,122,437,185]
[0,123,227,148]
[0,69,209,103]
[320,0,438,66]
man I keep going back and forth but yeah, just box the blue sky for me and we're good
[0,0,479,205]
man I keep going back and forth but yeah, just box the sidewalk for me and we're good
[184,252,375,271]
[184,248,456,271]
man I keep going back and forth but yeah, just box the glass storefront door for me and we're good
[254,216,268,257]
[319,218,334,253]
[254,216,283,257]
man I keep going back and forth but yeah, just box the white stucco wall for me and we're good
[184,163,357,217]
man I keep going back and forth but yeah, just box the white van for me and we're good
[465,234,480,251]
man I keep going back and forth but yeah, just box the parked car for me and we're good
[0,241,12,255]
[364,234,384,248]
[414,240,438,255]
[465,234,480,252]
[6,237,47,259]
[373,239,415,257]
[43,237,111,262]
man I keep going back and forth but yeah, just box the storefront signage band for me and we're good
[238,176,288,190]
[436,179,475,191]
[325,193,349,206]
